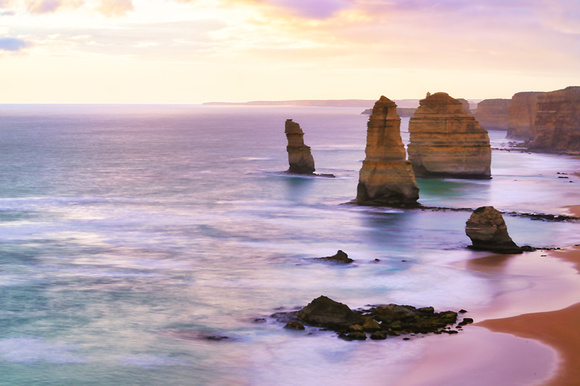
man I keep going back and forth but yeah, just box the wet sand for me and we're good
[396,206,580,385]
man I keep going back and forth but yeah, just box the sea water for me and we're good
[0,105,579,385]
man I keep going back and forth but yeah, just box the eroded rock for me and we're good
[314,250,354,264]
[285,119,315,174]
[408,92,491,179]
[529,86,580,153]
[273,296,467,341]
[465,206,523,253]
[295,296,364,330]
[474,99,511,131]
[356,96,419,206]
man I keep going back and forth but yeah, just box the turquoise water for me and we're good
[0,105,579,385]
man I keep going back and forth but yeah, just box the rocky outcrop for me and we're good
[272,296,469,341]
[314,250,354,264]
[285,119,315,174]
[507,92,542,139]
[474,99,511,131]
[407,92,491,179]
[465,206,523,253]
[356,96,419,206]
[528,87,580,153]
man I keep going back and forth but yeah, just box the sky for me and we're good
[0,0,579,103]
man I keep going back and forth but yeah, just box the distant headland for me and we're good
[203,99,423,108]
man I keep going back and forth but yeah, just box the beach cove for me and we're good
[0,104,579,385]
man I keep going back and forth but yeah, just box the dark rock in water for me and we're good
[296,296,364,330]
[284,321,305,330]
[339,332,367,341]
[465,206,523,254]
[314,250,354,264]
[285,119,315,174]
[272,296,466,341]
[457,318,474,327]
[162,330,232,342]
[370,331,388,340]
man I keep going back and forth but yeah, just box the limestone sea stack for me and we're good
[528,86,580,153]
[407,92,491,179]
[465,206,522,254]
[356,96,419,206]
[474,99,511,131]
[285,119,315,174]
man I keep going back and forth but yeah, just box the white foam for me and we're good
[120,355,188,368]
[0,338,87,364]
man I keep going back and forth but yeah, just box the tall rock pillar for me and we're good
[285,119,315,174]
[356,96,419,206]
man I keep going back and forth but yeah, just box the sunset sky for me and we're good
[1,0,578,103]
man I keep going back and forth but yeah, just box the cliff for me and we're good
[456,98,472,115]
[506,92,542,139]
[528,87,580,153]
[407,92,491,179]
[285,119,315,174]
[474,99,511,131]
[356,96,419,206]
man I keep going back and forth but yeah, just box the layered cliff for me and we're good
[356,96,419,206]
[474,99,511,131]
[528,87,580,153]
[285,119,315,174]
[407,92,491,179]
[506,92,542,139]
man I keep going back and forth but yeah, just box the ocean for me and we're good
[0,104,579,385]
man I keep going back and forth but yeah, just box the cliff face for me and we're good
[407,92,491,179]
[507,92,542,139]
[456,98,472,115]
[474,99,511,131]
[285,119,315,174]
[356,96,419,206]
[528,87,580,153]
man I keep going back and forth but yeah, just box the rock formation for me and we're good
[314,250,354,264]
[272,296,468,341]
[507,92,543,139]
[356,96,419,206]
[407,92,492,179]
[474,99,511,131]
[456,98,472,115]
[528,86,580,153]
[465,206,522,254]
[285,119,315,174]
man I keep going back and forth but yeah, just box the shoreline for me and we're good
[395,206,580,385]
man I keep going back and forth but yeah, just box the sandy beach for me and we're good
[396,206,580,385]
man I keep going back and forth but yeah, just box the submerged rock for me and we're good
[407,92,491,179]
[356,96,419,206]
[285,119,315,174]
[314,250,354,264]
[465,206,523,254]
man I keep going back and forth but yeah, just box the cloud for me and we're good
[0,37,30,51]
[96,0,133,17]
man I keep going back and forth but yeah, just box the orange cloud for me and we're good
[96,0,133,17]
